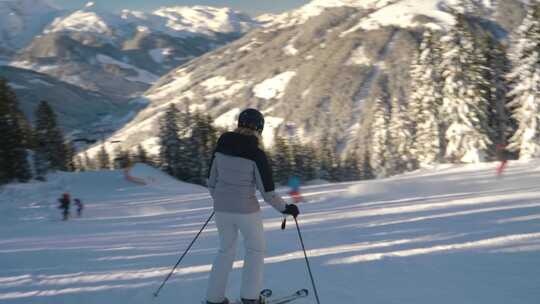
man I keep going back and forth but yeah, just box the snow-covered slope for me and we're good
[91,0,524,155]
[1,160,539,303]
[0,0,62,58]
[259,0,496,30]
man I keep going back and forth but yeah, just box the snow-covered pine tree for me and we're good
[340,146,361,181]
[441,14,492,163]
[410,30,445,166]
[34,101,69,175]
[0,79,31,184]
[506,3,540,159]
[97,145,111,170]
[158,104,182,177]
[389,97,415,172]
[369,92,391,178]
[479,33,510,155]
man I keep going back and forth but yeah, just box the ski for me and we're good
[264,289,308,304]
[227,289,308,304]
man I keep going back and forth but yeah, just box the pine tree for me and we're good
[83,152,94,170]
[113,147,132,169]
[0,79,31,183]
[409,30,445,166]
[341,147,361,181]
[74,155,85,172]
[159,104,182,178]
[441,14,492,163]
[317,128,339,181]
[65,141,76,172]
[177,104,196,181]
[359,145,374,180]
[135,144,149,165]
[97,145,111,170]
[369,93,391,178]
[506,3,540,159]
[34,101,69,175]
[389,97,415,173]
[190,112,219,185]
[272,134,293,184]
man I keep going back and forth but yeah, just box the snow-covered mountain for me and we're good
[0,1,257,137]
[88,0,526,156]
[0,0,62,59]
[8,2,257,99]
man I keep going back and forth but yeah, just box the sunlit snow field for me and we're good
[0,161,539,303]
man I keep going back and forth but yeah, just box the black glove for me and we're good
[282,204,300,218]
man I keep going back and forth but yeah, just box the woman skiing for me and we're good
[206,109,300,304]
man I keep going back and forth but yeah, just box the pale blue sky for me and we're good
[51,0,310,16]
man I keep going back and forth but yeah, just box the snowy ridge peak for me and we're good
[44,2,123,36]
[152,5,256,35]
[264,0,498,30]
[44,3,257,38]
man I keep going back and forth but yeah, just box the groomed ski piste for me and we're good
[1,161,539,303]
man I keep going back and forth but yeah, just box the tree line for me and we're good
[356,5,540,178]
[0,79,78,184]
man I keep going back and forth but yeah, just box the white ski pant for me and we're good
[206,211,265,303]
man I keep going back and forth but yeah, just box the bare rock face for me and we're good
[91,0,525,156]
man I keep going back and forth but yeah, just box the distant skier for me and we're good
[495,144,509,178]
[58,193,71,221]
[74,199,84,217]
[288,176,304,203]
[206,109,300,304]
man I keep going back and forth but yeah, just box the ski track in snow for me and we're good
[1,162,540,303]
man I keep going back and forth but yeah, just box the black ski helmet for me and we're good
[238,108,265,133]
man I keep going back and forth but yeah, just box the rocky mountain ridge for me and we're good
[86,0,527,157]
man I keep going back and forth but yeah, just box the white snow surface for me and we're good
[343,0,456,32]
[0,161,540,304]
[201,76,248,100]
[265,0,496,30]
[253,71,297,100]
[2,159,540,303]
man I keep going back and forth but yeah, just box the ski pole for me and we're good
[294,217,321,304]
[153,211,215,298]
